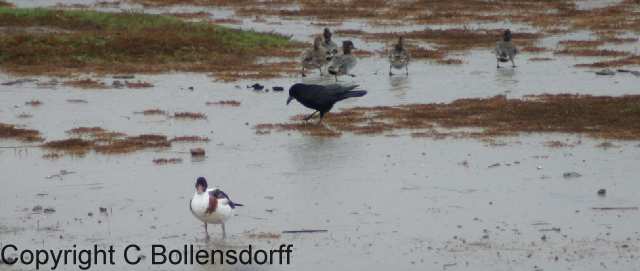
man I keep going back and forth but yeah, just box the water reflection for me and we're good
[494,68,518,96]
[286,133,362,174]
[388,75,410,98]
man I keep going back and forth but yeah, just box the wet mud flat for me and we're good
[1,0,640,270]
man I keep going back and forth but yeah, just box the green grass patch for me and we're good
[0,7,299,77]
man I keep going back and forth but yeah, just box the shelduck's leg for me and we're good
[221,223,227,239]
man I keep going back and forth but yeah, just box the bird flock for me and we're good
[190,28,520,239]
[301,28,518,80]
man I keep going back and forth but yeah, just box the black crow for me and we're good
[286,83,367,123]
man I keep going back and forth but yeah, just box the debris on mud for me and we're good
[66,99,88,104]
[190,148,206,157]
[247,232,281,239]
[63,78,109,89]
[282,229,328,234]
[595,69,616,76]
[43,207,56,214]
[42,153,62,160]
[170,136,210,143]
[597,189,607,196]
[596,142,620,149]
[113,75,135,79]
[173,112,207,120]
[42,138,94,154]
[562,172,582,179]
[0,123,44,142]
[1,78,37,86]
[125,80,154,88]
[43,128,171,155]
[206,100,241,107]
[248,83,265,91]
[544,140,579,148]
[45,169,76,180]
[135,109,167,116]
[153,158,183,165]
[24,100,42,106]
[257,94,640,140]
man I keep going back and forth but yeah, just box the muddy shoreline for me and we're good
[1,0,639,270]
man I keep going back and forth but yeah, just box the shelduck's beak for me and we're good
[286,96,293,105]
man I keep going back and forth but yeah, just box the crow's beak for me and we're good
[286,96,293,105]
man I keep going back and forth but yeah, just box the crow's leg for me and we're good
[511,58,516,68]
[496,59,501,69]
[389,64,393,76]
[304,111,318,121]
[405,64,409,75]
[317,112,325,124]
[319,67,323,76]
[221,223,226,239]
[301,67,306,77]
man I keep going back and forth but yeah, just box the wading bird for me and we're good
[389,36,410,76]
[328,41,357,81]
[286,83,367,123]
[321,28,338,62]
[189,177,243,239]
[301,36,328,77]
[495,29,518,68]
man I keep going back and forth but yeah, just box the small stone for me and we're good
[597,189,606,196]
[595,69,615,76]
[563,172,582,179]
[190,148,205,157]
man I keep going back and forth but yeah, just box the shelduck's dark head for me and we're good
[195,177,207,193]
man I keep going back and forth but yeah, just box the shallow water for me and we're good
[1,1,640,271]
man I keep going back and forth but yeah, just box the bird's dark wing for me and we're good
[209,189,243,209]
[322,85,366,102]
[323,84,359,93]
[293,84,365,112]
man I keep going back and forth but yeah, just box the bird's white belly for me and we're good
[190,197,232,224]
